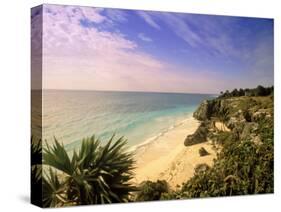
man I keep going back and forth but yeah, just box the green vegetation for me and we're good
[218,106,230,130]
[163,89,274,199]
[32,86,274,206]
[219,85,273,98]
[134,180,169,201]
[41,135,136,207]
[243,109,252,122]
[179,118,273,197]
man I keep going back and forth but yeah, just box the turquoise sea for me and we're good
[41,90,213,151]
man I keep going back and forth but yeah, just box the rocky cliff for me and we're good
[184,95,273,146]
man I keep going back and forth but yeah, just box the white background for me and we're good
[0,0,280,211]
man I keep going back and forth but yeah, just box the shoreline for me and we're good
[127,115,195,153]
[132,116,217,189]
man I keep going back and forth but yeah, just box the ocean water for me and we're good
[40,90,212,151]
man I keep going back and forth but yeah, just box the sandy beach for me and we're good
[132,117,217,189]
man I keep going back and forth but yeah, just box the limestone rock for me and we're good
[184,123,208,146]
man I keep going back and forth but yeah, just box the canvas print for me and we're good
[31,4,274,208]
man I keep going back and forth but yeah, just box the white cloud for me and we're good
[41,5,169,91]
[137,11,204,47]
[138,33,153,42]
[137,12,245,59]
[44,5,106,24]
[137,11,161,30]
[159,13,203,48]
[105,9,127,23]
[38,4,247,94]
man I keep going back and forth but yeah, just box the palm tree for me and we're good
[42,135,136,207]
[218,107,229,131]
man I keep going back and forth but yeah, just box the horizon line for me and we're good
[31,88,218,95]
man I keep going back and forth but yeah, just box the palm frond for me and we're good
[42,168,65,207]
[42,134,136,207]
[43,138,74,176]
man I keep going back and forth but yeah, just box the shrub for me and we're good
[42,135,136,207]
[194,163,210,174]
[243,109,252,122]
[135,180,169,201]
[178,118,273,198]
[219,86,273,98]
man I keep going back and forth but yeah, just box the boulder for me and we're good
[199,147,209,157]
[253,136,262,146]
[184,122,208,146]
[252,110,271,122]
[227,117,239,129]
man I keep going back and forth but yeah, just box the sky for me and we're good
[31,4,274,94]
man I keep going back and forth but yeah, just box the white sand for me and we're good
[132,117,217,189]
